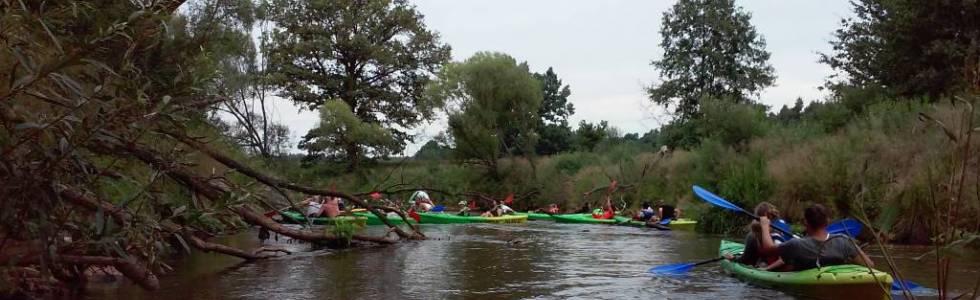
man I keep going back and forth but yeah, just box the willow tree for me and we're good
[427,52,542,178]
[648,0,775,120]
[262,0,451,170]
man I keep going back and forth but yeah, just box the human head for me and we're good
[753,202,780,220]
[642,202,651,209]
[803,203,830,229]
[657,199,665,206]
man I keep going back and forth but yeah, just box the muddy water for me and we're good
[92,222,979,299]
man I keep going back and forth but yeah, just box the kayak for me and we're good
[718,240,892,299]
[551,213,698,230]
[416,212,527,224]
[352,212,418,226]
[279,211,367,226]
[551,213,630,224]
[517,212,556,221]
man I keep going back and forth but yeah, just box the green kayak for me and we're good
[719,240,892,299]
[551,213,698,230]
[352,211,418,226]
[278,211,367,226]
[417,212,527,224]
[517,212,556,221]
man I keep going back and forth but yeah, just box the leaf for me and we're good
[171,205,187,218]
[38,19,64,54]
[918,112,958,142]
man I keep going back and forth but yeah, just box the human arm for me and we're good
[851,245,875,268]
[758,216,780,255]
[762,258,785,271]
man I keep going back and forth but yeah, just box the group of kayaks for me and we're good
[277,210,696,230]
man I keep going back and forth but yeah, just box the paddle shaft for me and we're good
[694,257,726,267]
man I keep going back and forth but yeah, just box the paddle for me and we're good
[648,257,725,275]
[891,279,920,291]
[692,185,797,238]
[659,217,671,225]
[827,218,863,236]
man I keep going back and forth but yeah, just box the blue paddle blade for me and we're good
[828,219,863,237]
[648,262,695,275]
[692,185,749,215]
[773,219,794,240]
[659,217,672,225]
[429,205,445,212]
[891,279,921,291]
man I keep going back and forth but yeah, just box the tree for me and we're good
[299,100,397,165]
[533,67,576,155]
[574,120,609,152]
[820,0,980,98]
[262,0,451,170]
[413,139,453,160]
[647,0,775,120]
[774,97,804,123]
[427,52,543,177]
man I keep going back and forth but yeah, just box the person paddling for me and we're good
[592,196,615,219]
[758,204,874,271]
[657,199,682,221]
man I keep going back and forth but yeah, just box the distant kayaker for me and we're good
[758,204,874,271]
[635,202,656,221]
[545,203,560,214]
[411,190,434,211]
[305,196,324,217]
[321,197,341,218]
[656,199,682,220]
[725,202,786,271]
[481,200,514,217]
[592,196,615,219]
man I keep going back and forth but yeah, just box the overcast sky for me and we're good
[264,0,855,156]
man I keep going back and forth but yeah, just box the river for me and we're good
[91,222,979,299]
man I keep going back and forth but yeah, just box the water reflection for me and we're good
[91,222,976,300]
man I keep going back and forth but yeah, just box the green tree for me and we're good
[574,120,609,152]
[262,0,451,170]
[820,0,980,99]
[427,52,543,177]
[647,0,775,120]
[533,67,576,155]
[299,100,397,165]
[413,139,453,160]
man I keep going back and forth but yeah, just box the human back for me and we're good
[778,234,859,270]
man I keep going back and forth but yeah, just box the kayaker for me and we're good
[725,202,786,269]
[321,197,341,218]
[657,199,681,220]
[457,201,470,216]
[635,202,655,221]
[411,190,434,211]
[758,204,874,271]
[592,197,615,219]
[305,196,323,217]
[545,203,560,214]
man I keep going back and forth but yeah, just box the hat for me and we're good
[457,201,467,206]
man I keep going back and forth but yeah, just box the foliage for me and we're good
[697,97,770,148]
[413,139,453,160]
[573,120,609,152]
[262,0,451,170]
[299,100,398,167]
[647,0,775,120]
[427,52,543,177]
[533,67,576,155]
[820,0,980,98]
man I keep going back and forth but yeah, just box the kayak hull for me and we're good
[552,214,697,230]
[518,212,557,221]
[718,240,892,300]
[417,212,527,224]
[279,211,367,227]
[352,212,418,226]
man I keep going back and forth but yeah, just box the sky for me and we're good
[264,0,855,156]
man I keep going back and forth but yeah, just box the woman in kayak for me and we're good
[725,202,786,270]
[592,196,615,219]
[634,202,656,221]
[758,204,874,271]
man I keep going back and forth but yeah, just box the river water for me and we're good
[92,222,979,299]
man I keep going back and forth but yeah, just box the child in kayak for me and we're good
[758,204,874,271]
[634,202,656,221]
[725,202,786,270]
